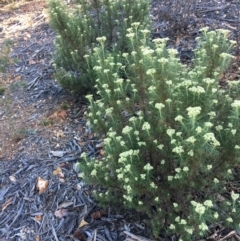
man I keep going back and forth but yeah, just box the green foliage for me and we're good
[0,39,14,75]
[60,102,68,110]
[41,119,54,126]
[47,0,150,95]
[78,26,240,240]
[0,39,13,94]
[0,87,6,94]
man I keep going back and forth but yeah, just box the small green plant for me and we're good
[0,39,14,75]
[0,87,5,94]
[0,38,19,140]
[60,102,68,110]
[78,26,240,240]
[41,119,54,126]
[47,0,150,95]
[9,80,27,91]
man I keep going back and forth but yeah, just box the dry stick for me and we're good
[124,231,155,241]
[198,4,230,13]
[219,230,240,241]
[51,224,60,241]
[8,199,25,228]
[217,18,240,23]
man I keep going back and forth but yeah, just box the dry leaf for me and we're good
[35,235,40,241]
[58,201,73,208]
[53,167,62,176]
[36,177,49,194]
[55,143,60,148]
[99,149,105,156]
[59,162,66,167]
[35,215,42,221]
[14,75,22,81]
[29,59,36,65]
[53,129,64,139]
[54,208,68,218]
[96,142,104,149]
[58,110,67,119]
[50,112,58,119]
[59,177,65,183]
[176,36,180,46]
[74,228,85,240]
[51,151,66,158]
[9,175,16,182]
[2,197,13,211]
[91,210,106,220]
[79,218,88,228]
[124,231,155,241]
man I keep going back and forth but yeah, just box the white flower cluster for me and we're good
[208,112,216,119]
[186,227,193,234]
[143,163,153,171]
[152,37,169,44]
[195,126,202,134]
[146,69,156,75]
[131,22,140,28]
[191,201,206,215]
[188,150,194,156]
[189,86,205,94]
[172,146,184,154]
[199,223,208,231]
[186,136,196,144]
[123,194,132,202]
[141,47,154,56]
[227,217,233,223]
[140,29,151,34]
[168,49,178,57]
[180,79,192,87]
[148,86,156,92]
[228,80,240,87]
[167,129,175,137]
[105,107,113,115]
[122,126,133,134]
[175,167,189,173]
[203,200,213,208]
[158,57,168,64]
[90,169,97,176]
[203,132,220,147]
[186,106,202,119]
[157,144,164,150]
[175,115,184,122]
[231,100,240,109]
[204,122,213,128]
[231,191,239,201]
[142,122,151,131]
[118,149,139,163]
[220,53,233,59]
[96,36,107,43]
[155,103,165,110]
[126,32,135,39]
[203,78,215,85]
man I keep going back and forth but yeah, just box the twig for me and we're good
[124,231,155,241]
[27,76,40,90]
[198,4,230,13]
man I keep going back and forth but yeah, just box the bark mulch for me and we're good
[0,0,240,240]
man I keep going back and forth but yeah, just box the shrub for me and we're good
[0,39,14,75]
[47,0,150,96]
[0,39,14,92]
[78,25,240,240]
